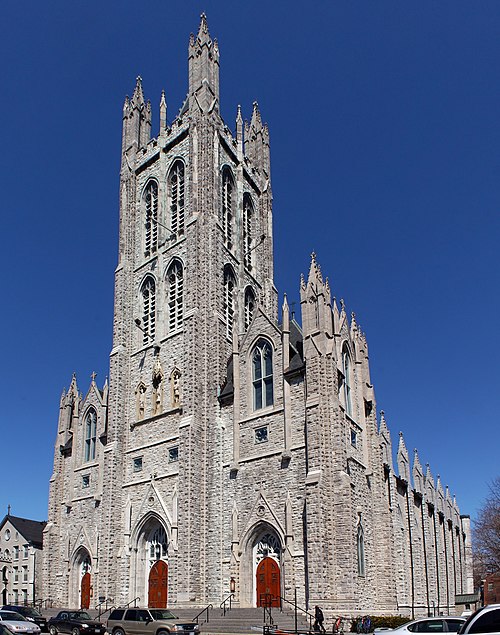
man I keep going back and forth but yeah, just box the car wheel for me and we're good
[157,630,169,635]
[113,628,126,635]
[72,628,80,635]
[49,627,57,635]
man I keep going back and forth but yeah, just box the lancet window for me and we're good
[252,339,274,410]
[342,345,353,416]
[167,260,183,332]
[84,408,97,462]
[357,521,365,576]
[243,193,254,270]
[244,287,256,331]
[141,276,156,345]
[223,266,236,340]
[221,167,234,249]
[148,526,168,567]
[144,180,159,255]
[169,161,185,237]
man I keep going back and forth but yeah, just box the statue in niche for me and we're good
[152,357,163,415]
[136,382,147,420]
[171,369,181,408]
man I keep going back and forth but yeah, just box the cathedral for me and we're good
[43,15,473,617]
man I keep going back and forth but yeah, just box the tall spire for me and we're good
[188,13,220,114]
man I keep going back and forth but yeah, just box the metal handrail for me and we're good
[94,600,116,621]
[220,593,234,616]
[192,603,213,625]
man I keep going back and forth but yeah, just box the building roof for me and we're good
[0,514,47,548]
[455,593,480,604]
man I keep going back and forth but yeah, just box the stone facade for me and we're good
[43,15,473,618]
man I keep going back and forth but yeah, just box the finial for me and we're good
[7,504,11,516]
[399,431,403,437]
[236,104,242,122]
[91,371,97,383]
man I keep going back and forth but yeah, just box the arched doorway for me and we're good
[148,560,168,608]
[256,557,280,607]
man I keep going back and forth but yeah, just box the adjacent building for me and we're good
[0,513,46,606]
[42,15,474,617]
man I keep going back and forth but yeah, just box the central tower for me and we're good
[102,14,276,604]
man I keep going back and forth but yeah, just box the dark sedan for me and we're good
[47,612,106,635]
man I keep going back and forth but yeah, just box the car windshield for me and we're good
[17,609,40,618]
[69,613,91,620]
[149,610,177,620]
[0,612,26,622]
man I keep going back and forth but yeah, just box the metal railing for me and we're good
[261,591,317,635]
[220,593,234,616]
[192,603,212,625]
[94,599,116,620]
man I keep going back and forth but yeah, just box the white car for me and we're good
[0,611,41,635]
[384,617,465,634]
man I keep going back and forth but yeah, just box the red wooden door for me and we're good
[256,557,280,607]
[81,572,91,609]
[148,561,168,608]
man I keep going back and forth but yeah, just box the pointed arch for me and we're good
[251,338,274,410]
[135,381,147,420]
[221,166,235,249]
[166,259,183,332]
[243,193,254,270]
[244,287,256,331]
[342,343,353,416]
[168,160,185,237]
[223,264,236,340]
[140,276,156,345]
[143,180,159,255]
[83,407,97,462]
[357,518,366,576]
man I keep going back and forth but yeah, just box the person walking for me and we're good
[314,606,326,633]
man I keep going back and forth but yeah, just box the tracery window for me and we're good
[148,526,168,568]
[357,521,365,576]
[167,260,183,332]
[221,167,234,249]
[144,181,159,255]
[342,345,352,416]
[169,161,185,237]
[252,339,273,410]
[84,408,97,462]
[243,193,254,270]
[255,533,281,564]
[223,266,236,340]
[244,287,256,331]
[141,276,156,345]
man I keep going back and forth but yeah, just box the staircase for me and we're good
[173,606,312,634]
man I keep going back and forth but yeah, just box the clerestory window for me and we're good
[169,161,185,237]
[141,276,156,345]
[167,260,183,332]
[223,266,236,340]
[221,167,234,249]
[252,339,274,410]
[84,408,97,462]
[144,181,159,255]
[243,193,254,270]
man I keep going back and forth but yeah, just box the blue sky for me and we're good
[1,1,499,524]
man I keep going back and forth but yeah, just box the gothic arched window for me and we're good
[169,161,185,237]
[357,521,365,576]
[144,180,159,255]
[167,260,183,332]
[148,526,168,567]
[244,287,256,331]
[223,265,236,340]
[243,193,254,270]
[252,339,273,410]
[84,408,97,462]
[221,167,234,249]
[141,276,156,345]
[342,345,352,416]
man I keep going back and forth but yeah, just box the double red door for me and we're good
[256,557,280,607]
[148,561,168,608]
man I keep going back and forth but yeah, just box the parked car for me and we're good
[384,617,466,634]
[2,607,47,632]
[107,608,200,635]
[0,611,42,635]
[457,604,500,634]
[47,611,106,635]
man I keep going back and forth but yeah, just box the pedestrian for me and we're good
[314,606,326,634]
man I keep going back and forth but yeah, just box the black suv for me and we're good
[1,607,48,632]
[47,611,106,635]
